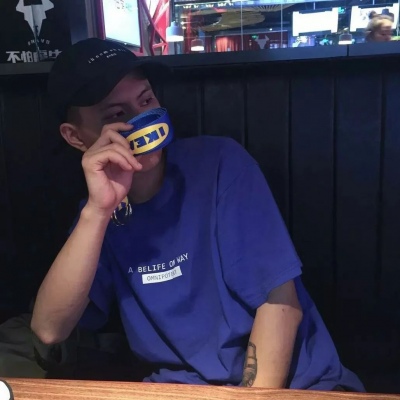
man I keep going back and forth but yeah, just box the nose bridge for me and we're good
[126,100,141,121]
[130,100,141,115]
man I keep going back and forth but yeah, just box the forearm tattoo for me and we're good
[242,341,257,387]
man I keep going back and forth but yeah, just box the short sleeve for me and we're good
[217,160,302,310]
[68,202,114,331]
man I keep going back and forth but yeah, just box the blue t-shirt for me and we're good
[76,136,364,391]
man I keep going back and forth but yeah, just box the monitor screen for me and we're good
[101,0,141,47]
[292,8,339,37]
[350,4,399,32]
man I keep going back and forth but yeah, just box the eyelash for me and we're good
[141,97,153,107]
[106,97,154,120]
[105,110,125,120]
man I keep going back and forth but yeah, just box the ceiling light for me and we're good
[191,38,204,51]
[166,21,184,42]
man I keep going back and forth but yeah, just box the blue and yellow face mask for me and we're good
[112,107,174,225]
[120,107,174,156]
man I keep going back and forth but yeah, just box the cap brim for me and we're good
[72,59,171,108]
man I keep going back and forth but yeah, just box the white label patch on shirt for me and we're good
[142,266,182,284]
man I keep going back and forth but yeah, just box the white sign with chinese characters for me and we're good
[0,0,66,64]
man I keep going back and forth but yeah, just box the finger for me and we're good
[88,150,135,172]
[104,122,134,135]
[98,143,142,170]
[91,123,134,150]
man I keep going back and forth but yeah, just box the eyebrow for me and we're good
[100,85,152,111]
[137,85,152,99]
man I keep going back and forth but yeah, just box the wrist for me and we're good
[81,203,113,225]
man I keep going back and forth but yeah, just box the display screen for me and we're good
[350,4,399,31]
[101,0,141,47]
[292,8,339,37]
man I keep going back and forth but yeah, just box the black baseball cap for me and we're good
[47,38,171,120]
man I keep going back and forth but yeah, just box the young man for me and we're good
[31,38,364,391]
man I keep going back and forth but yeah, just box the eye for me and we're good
[105,110,126,120]
[140,97,153,107]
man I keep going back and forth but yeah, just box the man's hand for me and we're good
[82,122,143,218]
[242,280,303,388]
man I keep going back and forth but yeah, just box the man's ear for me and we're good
[60,123,88,152]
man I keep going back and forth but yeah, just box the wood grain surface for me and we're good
[2,379,400,400]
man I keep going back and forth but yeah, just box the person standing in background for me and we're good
[365,12,394,42]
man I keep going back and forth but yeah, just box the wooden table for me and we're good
[2,379,400,400]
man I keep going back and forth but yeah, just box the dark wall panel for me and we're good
[160,78,202,139]
[381,71,400,308]
[290,71,335,324]
[203,73,245,145]
[333,70,389,381]
[0,85,14,311]
[246,70,290,223]
[335,71,382,301]
[1,81,53,309]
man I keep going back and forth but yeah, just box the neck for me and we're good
[128,154,165,204]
